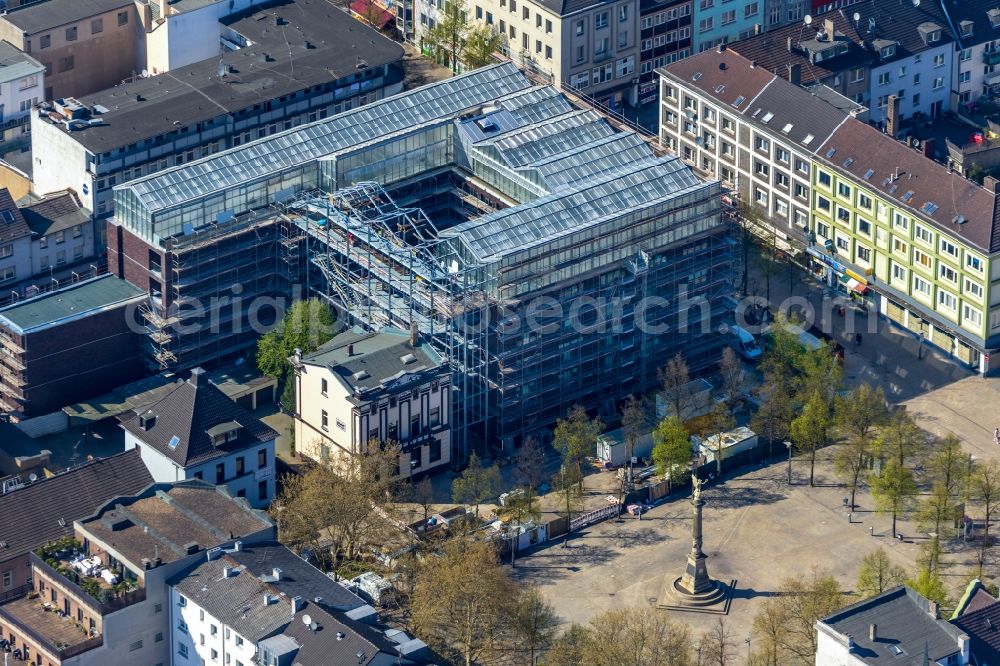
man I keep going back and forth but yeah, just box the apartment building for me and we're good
[169,541,431,665]
[291,328,452,478]
[661,48,1000,372]
[0,41,44,155]
[637,0,692,104]
[0,450,152,606]
[0,480,273,666]
[730,4,955,125]
[473,0,642,110]
[0,0,139,101]
[0,274,145,419]
[29,0,404,228]
[949,2,1000,107]
[692,0,808,53]
[658,48,862,246]
[122,367,278,508]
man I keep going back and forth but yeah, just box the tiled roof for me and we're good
[79,481,272,566]
[820,586,965,666]
[952,589,1000,666]
[171,542,365,642]
[947,0,1000,50]
[22,191,88,238]
[0,187,31,244]
[120,369,278,467]
[816,118,999,252]
[0,450,153,564]
[659,48,774,113]
[300,329,443,394]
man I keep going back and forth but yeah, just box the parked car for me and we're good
[626,504,649,516]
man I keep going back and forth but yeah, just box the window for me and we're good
[216,463,225,484]
[892,264,907,283]
[774,198,788,217]
[2,571,10,588]
[857,193,872,210]
[59,56,74,72]
[914,248,933,270]
[618,30,628,48]
[878,72,891,85]
[744,2,758,17]
[837,207,851,223]
[857,218,871,236]
[964,304,983,327]
[795,158,809,175]
[857,246,871,263]
[965,277,984,300]
[211,649,218,661]
[156,632,163,642]
[940,238,959,258]
[775,171,789,187]
[118,10,129,25]
[0,266,15,284]
[966,253,984,273]
[892,211,908,231]
[754,135,770,153]
[836,235,850,251]
[775,147,790,163]
[881,45,895,59]
[815,220,830,239]
[336,418,346,431]
[849,67,864,83]
[893,238,908,257]
[837,182,851,199]
[595,11,608,28]
[619,4,627,21]
[721,9,736,24]
[236,456,244,475]
[933,53,945,67]
[91,18,103,34]
[522,6,529,18]
[939,263,958,283]
[40,34,50,49]
[816,195,831,213]
[913,275,931,296]
[65,26,77,42]
[914,224,933,245]
[129,640,143,652]
[321,410,329,431]
[754,161,769,178]
[178,643,188,659]
[699,0,712,7]
[818,170,832,187]
[933,76,944,90]
[258,448,267,468]
[575,19,584,35]
[698,17,713,32]
[258,480,268,502]
[938,290,958,311]
[754,187,768,207]
[794,183,807,200]
[546,19,552,32]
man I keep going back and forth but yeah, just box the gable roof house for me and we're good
[122,367,278,508]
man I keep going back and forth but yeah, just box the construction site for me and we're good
[110,62,735,458]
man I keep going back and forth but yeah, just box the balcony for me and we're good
[984,50,1000,66]
[31,545,145,616]
[0,595,103,660]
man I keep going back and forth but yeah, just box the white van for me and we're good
[727,325,762,361]
[763,322,824,352]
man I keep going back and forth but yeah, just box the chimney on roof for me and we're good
[750,60,757,69]
[291,595,302,616]
[263,592,273,606]
[409,320,419,348]
[887,95,900,139]
[293,347,302,365]
[824,18,835,40]
[272,567,282,581]
[929,601,940,619]
[984,175,1000,194]
[139,411,156,431]
[922,137,935,159]
[869,624,877,642]
[716,43,726,53]
[233,540,242,552]
[788,63,801,86]
[189,367,205,387]
[347,343,354,356]
[184,542,199,555]
[787,36,795,52]
[222,565,233,579]
[159,0,168,20]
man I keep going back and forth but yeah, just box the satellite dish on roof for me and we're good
[28,473,37,483]
[912,0,919,6]
[804,14,812,25]
[302,614,312,627]
[853,12,860,22]
[141,69,149,78]
[309,621,318,631]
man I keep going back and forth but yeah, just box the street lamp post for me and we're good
[785,441,793,485]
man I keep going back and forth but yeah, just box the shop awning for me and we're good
[350,0,395,28]
[846,278,868,294]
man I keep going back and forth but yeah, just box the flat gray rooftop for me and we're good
[53,0,403,154]
[0,274,144,334]
[1,0,132,34]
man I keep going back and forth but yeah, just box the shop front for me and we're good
[805,247,872,307]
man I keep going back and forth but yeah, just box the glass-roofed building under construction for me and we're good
[109,62,733,457]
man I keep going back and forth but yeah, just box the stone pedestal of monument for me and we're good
[660,476,728,609]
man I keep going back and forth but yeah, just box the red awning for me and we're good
[351,0,394,29]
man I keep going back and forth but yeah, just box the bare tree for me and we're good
[510,585,558,664]
[553,405,603,492]
[660,353,695,423]
[621,395,648,493]
[973,459,1000,541]
[452,452,500,518]
[410,475,435,522]
[718,347,744,417]
[699,618,736,666]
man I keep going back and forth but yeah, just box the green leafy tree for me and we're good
[452,452,500,518]
[908,564,948,607]
[652,416,691,491]
[553,405,603,492]
[790,391,830,487]
[256,298,336,408]
[856,548,907,599]
[464,23,502,69]
[870,460,917,538]
[427,0,470,72]
[874,409,925,467]
[751,370,793,460]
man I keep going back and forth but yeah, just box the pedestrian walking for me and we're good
[994,428,999,447]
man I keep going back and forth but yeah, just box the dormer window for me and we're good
[961,21,973,37]
[928,30,940,43]
[990,9,1000,29]
[207,421,242,446]
[881,45,895,58]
